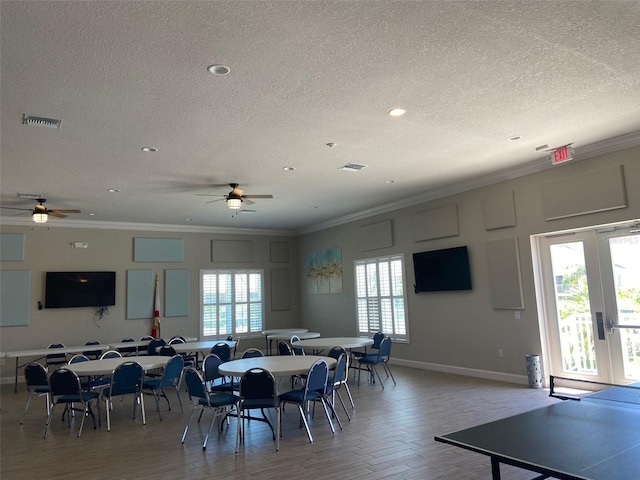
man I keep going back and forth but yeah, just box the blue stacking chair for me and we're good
[143,354,184,420]
[357,336,396,389]
[20,362,50,424]
[278,359,335,444]
[181,367,239,450]
[44,368,98,438]
[101,361,145,431]
[237,368,281,451]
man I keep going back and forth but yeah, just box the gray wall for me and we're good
[0,227,298,379]
[298,146,640,380]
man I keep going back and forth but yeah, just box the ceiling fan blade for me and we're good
[196,194,225,197]
[0,206,32,211]
[243,194,273,199]
[50,209,81,214]
[243,198,255,205]
[205,198,225,204]
[48,211,67,218]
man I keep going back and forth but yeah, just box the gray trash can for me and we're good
[525,354,542,389]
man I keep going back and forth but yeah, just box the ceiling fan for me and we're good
[197,183,273,209]
[0,198,81,223]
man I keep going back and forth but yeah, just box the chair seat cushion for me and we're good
[279,389,322,403]
[209,381,238,392]
[34,385,49,393]
[242,398,279,409]
[102,386,138,397]
[55,391,98,403]
[358,356,381,365]
[142,379,161,389]
[199,392,239,408]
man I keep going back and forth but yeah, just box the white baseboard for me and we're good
[389,358,530,386]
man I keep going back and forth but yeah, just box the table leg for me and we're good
[491,457,502,480]
[14,357,19,393]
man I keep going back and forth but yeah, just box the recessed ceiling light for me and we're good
[89,213,96,216]
[388,108,407,117]
[141,147,158,153]
[207,64,230,75]
[185,218,192,221]
[325,142,337,148]
[283,166,295,171]
[508,135,522,141]
[385,180,395,184]
[107,189,120,193]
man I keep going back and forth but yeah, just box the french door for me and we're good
[537,223,640,384]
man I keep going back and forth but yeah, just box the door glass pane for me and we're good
[550,242,598,375]
[608,235,640,379]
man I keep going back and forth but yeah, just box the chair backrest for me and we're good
[202,354,224,383]
[278,341,293,356]
[241,348,264,359]
[377,336,392,361]
[290,335,305,355]
[100,350,122,359]
[147,338,166,356]
[83,341,102,360]
[159,345,178,356]
[24,362,48,388]
[168,336,186,345]
[240,368,278,405]
[68,354,90,364]
[331,353,348,388]
[118,338,136,355]
[372,331,384,349]
[46,343,67,367]
[184,367,209,404]
[139,335,154,341]
[304,359,329,398]
[109,362,144,397]
[49,368,82,396]
[210,343,231,362]
[160,355,184,388]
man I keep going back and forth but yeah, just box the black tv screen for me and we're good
[413,246,472,292]
[45,271,116,308]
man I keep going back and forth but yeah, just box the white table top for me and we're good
[3,345,105,358]
[218,355,336,377]
[293,337,374,350]
[266,332,321,341]
[169,340,235,353]
[64,356,169,376]
[261,328,309,335]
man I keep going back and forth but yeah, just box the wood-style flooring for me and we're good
[1,365,561,479]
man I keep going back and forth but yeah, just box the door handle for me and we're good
[596,312,605,340]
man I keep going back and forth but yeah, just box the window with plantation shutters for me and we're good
[354,255,409,342]
[200,270,263,338]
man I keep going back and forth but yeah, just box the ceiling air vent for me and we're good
[23,115,62,129]
[17,192,43,199]
[339,163,367,172]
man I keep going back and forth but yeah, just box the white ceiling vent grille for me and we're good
[17,192,43,199]
[339,163,367,172]
[23,115,62,129]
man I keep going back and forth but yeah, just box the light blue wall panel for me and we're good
[127,269,153,319]
[133,238,184,262]
[0,270,30,326]
[0,233,25,261]
[164,269,189,317]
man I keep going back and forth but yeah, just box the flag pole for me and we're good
[151,274,161,339]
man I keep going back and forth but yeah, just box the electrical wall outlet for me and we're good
[514,311,521,320]
[498,348,504,358]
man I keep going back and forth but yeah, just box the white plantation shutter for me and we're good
[201,270,264,338]
[354,255,408,341]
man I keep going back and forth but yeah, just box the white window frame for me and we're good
[354,254,409,342]
[200,269,264,339]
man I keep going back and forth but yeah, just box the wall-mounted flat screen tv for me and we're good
[412,246,472,293]
[45,271,116,308]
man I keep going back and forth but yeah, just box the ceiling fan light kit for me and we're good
[32,212,48,223]
[227,197,242,209]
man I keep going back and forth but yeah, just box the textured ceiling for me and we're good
[2,1,640,233]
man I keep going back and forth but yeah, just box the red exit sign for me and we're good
[551,145,574,165]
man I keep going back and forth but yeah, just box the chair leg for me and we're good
[20,394,34,424]
[44,403,56,439]
[343,381,356,408]
[181,405,197,443]
[383,362,397,385]
[320,397,338,432]
[371,365,385,389]
[296,404,313,443]
[335,390,351,421]
[105,397,112,431]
